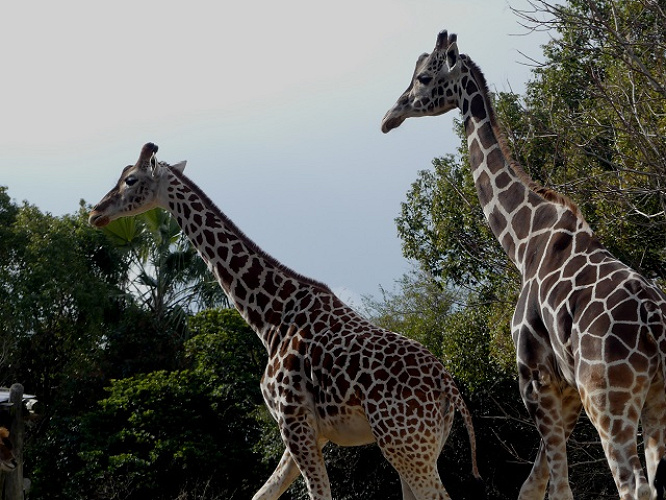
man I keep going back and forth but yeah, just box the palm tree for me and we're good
[99,208,229,367]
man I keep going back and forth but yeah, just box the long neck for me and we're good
[457,59,586,275]
[159,167,337,351]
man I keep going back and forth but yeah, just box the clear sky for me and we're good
[1,0,549,308]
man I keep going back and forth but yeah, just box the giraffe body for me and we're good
[382,30,666,500]
[88,143,481,500]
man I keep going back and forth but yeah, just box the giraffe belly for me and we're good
[318,407,375,447]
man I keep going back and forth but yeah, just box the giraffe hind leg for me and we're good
[581,387,650,499]
[640,381,666,499]
[382,438,452,500]
[376,401,454,499]
[394,469,451,500]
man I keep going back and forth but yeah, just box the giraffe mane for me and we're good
[167,166,335,296]
[463,56,582,218]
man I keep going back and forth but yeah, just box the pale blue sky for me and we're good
[1,0,549,307]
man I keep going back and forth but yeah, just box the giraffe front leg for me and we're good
[518,440,548,500]
[518,386,581,500]
[512,296,574,500]
[279,412,332,500]
[593,416,649,500]
[517,361,573,500]
[252,448,301,500]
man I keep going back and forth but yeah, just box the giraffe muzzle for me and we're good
[381,113,405,133]
[88,211,110,228]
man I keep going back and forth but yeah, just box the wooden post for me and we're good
[4,384,24,500]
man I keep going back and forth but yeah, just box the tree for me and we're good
[397,152,510,291]
[101,208,229,323]
[515,0,666,281]
[394,113,522,373]
[0,196,233,499]
[69,308,268,500]
[0,198,132,498]
[99,208,230,376]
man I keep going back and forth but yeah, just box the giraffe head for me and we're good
[88,143,186,227]
[381,30,462,133]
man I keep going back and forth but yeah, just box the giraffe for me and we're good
[381,29,666,500]
[88,142,481,500]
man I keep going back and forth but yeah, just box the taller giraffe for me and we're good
[88,143,481,500]
[382,30,666,500]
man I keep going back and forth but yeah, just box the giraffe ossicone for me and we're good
[88,143,482,500]
[382,29,666,500]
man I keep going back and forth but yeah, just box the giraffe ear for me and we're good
[171,161,187,173]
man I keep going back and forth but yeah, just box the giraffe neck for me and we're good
[456,58,585,275]
[158,167,335,352]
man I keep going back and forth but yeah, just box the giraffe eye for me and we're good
[125,176,138,187]
[417,74,433,85]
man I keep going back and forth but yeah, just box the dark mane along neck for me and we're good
[166,166,334,295]
[462,55,581,217]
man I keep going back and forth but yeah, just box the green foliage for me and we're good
[69,308,268,500]
[520,0,666,280]
[0,195,237,499]
[1,201,126,402]
[101,208,229,338]
[397,153,510,290]
[186,308,267,411]
[439,299,514,391]
[0,198,130,497]
[364,269,455,359]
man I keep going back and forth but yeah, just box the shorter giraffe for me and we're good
[88,143,481,500]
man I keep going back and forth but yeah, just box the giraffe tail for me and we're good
[450,385,482,481]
